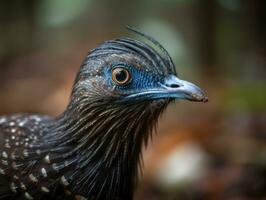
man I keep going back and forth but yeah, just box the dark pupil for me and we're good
[115,69,127,82]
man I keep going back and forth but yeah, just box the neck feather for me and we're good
[42,96,168,199]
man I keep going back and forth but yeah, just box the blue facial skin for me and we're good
[104,63,208,103]
[104,63,162,94]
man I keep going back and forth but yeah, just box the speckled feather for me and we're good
[0,27,177,200]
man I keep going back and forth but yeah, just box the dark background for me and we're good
[0,0,265,199]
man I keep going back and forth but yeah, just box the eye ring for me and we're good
[112,67,131,85]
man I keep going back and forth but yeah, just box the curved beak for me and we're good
[161,75,208,102]
[125,75,208,102]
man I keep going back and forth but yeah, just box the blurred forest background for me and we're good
[0,0,265,199]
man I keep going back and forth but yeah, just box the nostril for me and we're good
[169,84,180,88]
[164,75,181,88]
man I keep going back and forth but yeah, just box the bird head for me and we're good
[61,28,208,198]
[72,27,208,107]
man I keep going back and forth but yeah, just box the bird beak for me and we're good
[125,75,208,102]
[161,75,208,102]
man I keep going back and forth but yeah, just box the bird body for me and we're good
[0,27,207,200]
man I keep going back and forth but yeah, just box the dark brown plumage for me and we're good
[0,27,207,200]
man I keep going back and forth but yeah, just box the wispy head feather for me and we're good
[126,25,176,75]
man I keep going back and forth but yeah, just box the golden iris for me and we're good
[112,67,131,85]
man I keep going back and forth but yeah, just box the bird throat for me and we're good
[44,98,169,199]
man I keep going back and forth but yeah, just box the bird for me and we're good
[0,27,207,200]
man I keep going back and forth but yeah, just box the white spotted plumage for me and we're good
[0,114,67,199]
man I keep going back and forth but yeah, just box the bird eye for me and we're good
[112,67,131,85]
